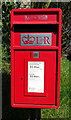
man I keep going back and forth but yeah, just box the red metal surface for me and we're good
[10,8,62,108]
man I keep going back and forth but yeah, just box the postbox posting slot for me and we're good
[13,24,58,33]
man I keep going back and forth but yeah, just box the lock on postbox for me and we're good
[10,8,62,108]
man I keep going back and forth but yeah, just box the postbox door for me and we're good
[14,51,56,105]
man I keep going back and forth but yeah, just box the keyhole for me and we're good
[20,77,22,80]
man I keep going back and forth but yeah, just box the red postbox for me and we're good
[10,8,62,108]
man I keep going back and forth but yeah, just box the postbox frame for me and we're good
[10,8,62,109]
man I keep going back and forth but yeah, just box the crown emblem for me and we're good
[22,35,35,44]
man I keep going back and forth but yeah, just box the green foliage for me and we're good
[2,2,21,73]
[41,58,69,119]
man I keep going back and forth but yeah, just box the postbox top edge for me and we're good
[10,8,62,13]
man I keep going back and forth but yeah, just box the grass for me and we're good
[41,57,70,119]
